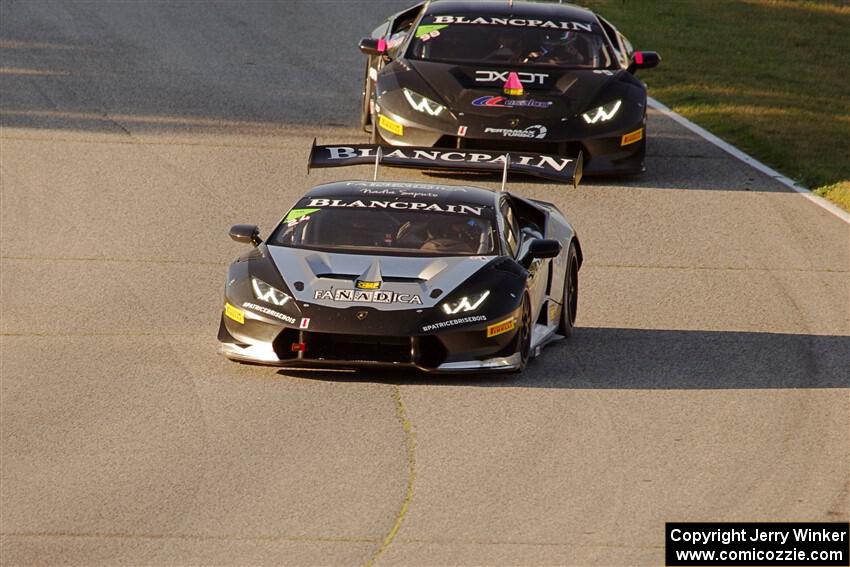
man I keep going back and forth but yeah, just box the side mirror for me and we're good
[359,37,386,56]
[630,51,661,71]
[229,224,261,246]
[529,239,561,259]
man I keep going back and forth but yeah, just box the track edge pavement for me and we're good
[648,97,850,224]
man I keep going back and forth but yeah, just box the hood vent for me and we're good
[313,272,424,284]
[314,273,358,281]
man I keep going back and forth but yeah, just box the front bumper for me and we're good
[374,107,646,176]
[218,302,524,374]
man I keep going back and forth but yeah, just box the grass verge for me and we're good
[581,0,850,211]
[813,181,850,211]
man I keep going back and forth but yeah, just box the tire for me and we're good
[558,241,579,338]
[360,60,373,133]
[514,294,532,372]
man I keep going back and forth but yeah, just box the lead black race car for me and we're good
[358,0,660,175]
[218,144,582,373]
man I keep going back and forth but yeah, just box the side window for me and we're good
[500,199,519,257]
[390,12,418,35]
[617,32,634,60]
[386,29,409,57]
[597,16,628,68]
[385,3,424,56]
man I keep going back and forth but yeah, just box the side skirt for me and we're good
[530,322,564,358]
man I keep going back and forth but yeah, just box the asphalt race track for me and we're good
[1,1,848,565]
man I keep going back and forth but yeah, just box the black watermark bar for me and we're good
[666,523,849,566]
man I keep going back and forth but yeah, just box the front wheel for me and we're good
[360,61,373,133]
[558,241,578,338]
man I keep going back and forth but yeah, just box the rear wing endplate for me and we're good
[308,141,583,187]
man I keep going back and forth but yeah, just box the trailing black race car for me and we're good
[218,144,582,373]
[358,0,659,175]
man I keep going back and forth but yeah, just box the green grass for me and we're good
[580,0,850,210]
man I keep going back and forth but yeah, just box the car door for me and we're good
[500,196,548,323]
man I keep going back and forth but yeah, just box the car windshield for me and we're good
[269,198,498,256]
[407,17,616,69]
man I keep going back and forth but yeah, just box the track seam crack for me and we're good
[364,385,417,567]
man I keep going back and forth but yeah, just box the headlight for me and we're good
[582,99,622,124]
[403,88,445,117]
[251,277,291,306]
[442,290,490,315]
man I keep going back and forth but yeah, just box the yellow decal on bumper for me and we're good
[356,280,381,289]
[379,114,404,136]
[621,127,644,146]
[224,302,245,324]
[486,317,516,338]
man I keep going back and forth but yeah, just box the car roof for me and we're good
[304,180,499,208]
[424,0,598,24]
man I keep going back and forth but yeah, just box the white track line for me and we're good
[648,97,850,224]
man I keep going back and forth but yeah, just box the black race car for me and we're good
[218,144,582,373]
[358,0,659,175]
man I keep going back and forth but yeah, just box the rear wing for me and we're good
[307,141,583,188]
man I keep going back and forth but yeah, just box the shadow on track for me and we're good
[277,328,850,389]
